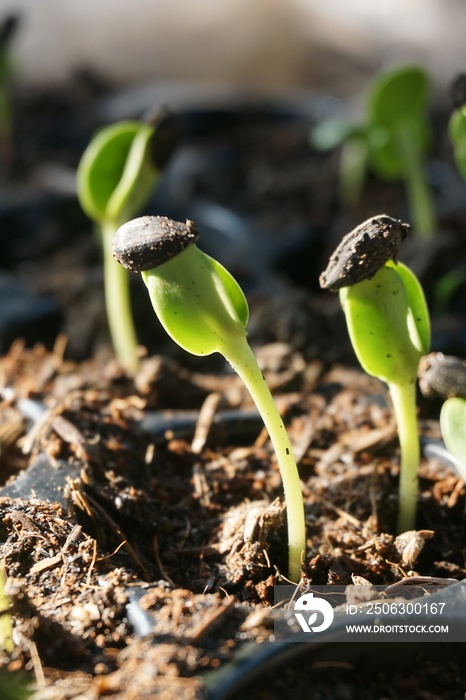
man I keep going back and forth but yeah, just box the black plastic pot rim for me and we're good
[203,579,466,700]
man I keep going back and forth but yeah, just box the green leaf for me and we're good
[366,66,431,181]
[339,263,429,385]
[142,244,249,356]
[368,66,430,127]
[368,120,430,179]
[77,121,157,224]
[106,123,157,223]
[311,118,365,151]
[209,255,249,327]
[364,66,435,237]
[386,260,430,354]
[440,397,466,478]
[367,125,404,177]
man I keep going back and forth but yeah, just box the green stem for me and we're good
[397,125,435,239]
[340,134,368,206]
[222,337,306,582]
[102,221,139,374]
[388,381,420,533]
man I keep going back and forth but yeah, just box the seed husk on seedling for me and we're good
[418,351,466,481]
[113,215,306,582]
[77,112,180,373]
[321,215,431,532]
[418,352,466,400]
[319,215,410,291]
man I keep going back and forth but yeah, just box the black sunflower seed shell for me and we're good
[418,352,466,400]
[319,215,411,292]
[113,216,199,272]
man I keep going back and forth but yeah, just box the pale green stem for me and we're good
[388,380,420,533]
[340,134,368,206]
[221,337,306,582]
[397,125,435,239]
[102,221,139,374]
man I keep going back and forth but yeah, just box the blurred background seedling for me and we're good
[77,113,180,373]
[312,66,436,238]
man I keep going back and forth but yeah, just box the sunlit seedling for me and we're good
[113,215,306,582]
[320,215,431,532]
[77,114,179,373]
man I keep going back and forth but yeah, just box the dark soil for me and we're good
[1,76,466,698]
[1,342,465,698]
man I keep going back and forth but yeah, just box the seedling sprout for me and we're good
[320,215,431,532]
[113,216,306,582]
[312,66,436,238]
[77,114,179,373]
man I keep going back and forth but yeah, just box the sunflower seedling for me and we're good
[113,215,306,582]
[320,215,431,532]
[312,66,435,237]
[77,113,179,373]
[311,114,369,207]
